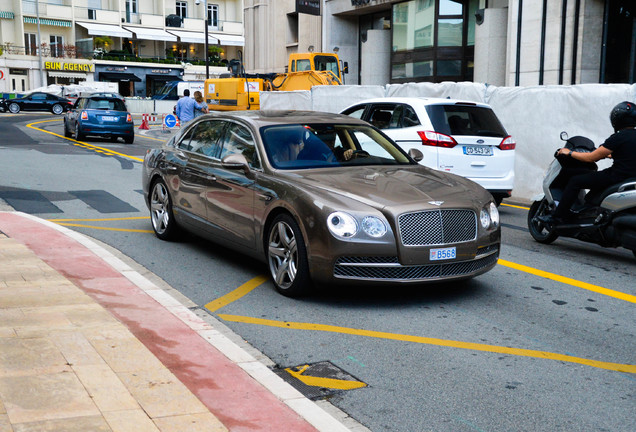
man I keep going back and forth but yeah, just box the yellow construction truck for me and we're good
[204,52,347,111]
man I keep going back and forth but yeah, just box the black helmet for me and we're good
[610,101,636,132]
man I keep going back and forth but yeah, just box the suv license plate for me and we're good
[430,247,456,261]
[101,116,117,122]
[463,145,493,156]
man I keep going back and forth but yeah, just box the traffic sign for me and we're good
[164,114,177,128]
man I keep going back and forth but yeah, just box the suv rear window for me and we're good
[86,98,127,111]
[425,104,507,137]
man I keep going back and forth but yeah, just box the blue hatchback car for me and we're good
[64,96,134,143]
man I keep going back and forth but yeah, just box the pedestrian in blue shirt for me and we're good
[175,89,197,124]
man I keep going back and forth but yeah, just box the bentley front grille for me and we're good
[398,210,477,246]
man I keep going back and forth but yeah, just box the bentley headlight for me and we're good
[480,207,491,229]
[361,216,387,238]
[480,202,499,229]
[327,212,358,238]
[488,202,499,228]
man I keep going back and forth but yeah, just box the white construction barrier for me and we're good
[260,90,313,111]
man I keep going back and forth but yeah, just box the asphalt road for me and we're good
[1,112,634,432]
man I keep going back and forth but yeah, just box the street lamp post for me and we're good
[197,0,209,79]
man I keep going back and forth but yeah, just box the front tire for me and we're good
[150,179,178,240]
[51,104,63,115]
[267,213,311,297]
[8,103,20,114]
[528,199,559,244]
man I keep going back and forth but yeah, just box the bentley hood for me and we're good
[282,165,491,212]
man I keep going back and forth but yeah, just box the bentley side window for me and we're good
[219,123,260,169]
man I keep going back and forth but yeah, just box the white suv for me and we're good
[341,97,515,205]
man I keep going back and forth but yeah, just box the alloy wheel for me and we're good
[268,220,298,290]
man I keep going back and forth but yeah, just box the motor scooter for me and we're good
[527,131,636,259]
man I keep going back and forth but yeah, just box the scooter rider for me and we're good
[539,101,636,225]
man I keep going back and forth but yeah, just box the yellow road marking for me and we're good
[285,364,366,390]
[205,275,269,312]
[137,134,168,142]
[219,314,636,374]
[26,119,144,162]
[501,202,530,210]
[49,216,149,222]
[498,259,636,304]
[56,222,153,233]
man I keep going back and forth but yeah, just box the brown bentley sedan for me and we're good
[142,111,500,297]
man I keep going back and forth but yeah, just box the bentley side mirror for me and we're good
[408,148,423,162]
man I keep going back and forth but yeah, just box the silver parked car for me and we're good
[142,111,501,297]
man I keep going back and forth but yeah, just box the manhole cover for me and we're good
[273,361,367,399]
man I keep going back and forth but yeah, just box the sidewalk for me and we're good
[0,211,354,432]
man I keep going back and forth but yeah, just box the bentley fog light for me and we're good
[361,216,387,238]
[327,212,358,238]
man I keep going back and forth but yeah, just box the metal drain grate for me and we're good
[273,361,367,400]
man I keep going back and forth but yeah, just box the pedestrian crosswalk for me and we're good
[0,189,141,214]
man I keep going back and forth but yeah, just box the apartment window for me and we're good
[207,4,219,28]
[24,33,37,55]
[176,1,187,19]
[125,0,137,23]
[391,0,477,83]
[50,35,64,58]
[88,0,100,20]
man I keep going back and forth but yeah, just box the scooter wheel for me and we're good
[528,200,559,244]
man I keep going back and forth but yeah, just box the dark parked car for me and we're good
[142,111,501,297]
[64,96,135,143]
[2,92,73,115]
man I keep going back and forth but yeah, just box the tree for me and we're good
[94,36,113,51]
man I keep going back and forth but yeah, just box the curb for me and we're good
[3,211,356,432]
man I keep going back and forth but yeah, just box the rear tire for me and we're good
[150,179,178,241]
[266,213,312,297]
[124,135,134,144]
[51,104,63,115]
[75,123,85,141]
[63,120,72,137]
[528,199,559,244]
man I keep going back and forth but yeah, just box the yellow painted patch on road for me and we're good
[218,314,636,374]
[498,259,636,304]
[205,275,269,312]
[285,364,366,390]
[26,119,144,162]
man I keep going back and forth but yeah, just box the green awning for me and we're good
[24,16,71,27]
[0,11,14,19]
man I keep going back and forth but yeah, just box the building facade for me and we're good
[0,0,245,96]
[242,0,635,87]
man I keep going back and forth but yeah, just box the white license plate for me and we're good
[463,145,493,156]
[101,116,117,122]
[430,247,456,261]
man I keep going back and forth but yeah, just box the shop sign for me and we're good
[296,0,320,16]
[45,61,93,72]
[151,69,172,74]
[106,66,126,72]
